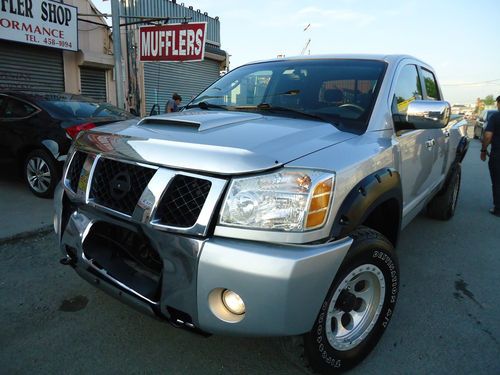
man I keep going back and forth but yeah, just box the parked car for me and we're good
[474,109,498,139]
[0,92,136,197]
[55,55,468,374]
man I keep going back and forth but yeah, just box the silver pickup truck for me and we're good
[54,55,468,374]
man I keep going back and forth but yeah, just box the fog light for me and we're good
[221,289,245,315]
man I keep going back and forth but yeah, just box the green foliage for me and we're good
[483,95,495,105]
[424,77,438,99]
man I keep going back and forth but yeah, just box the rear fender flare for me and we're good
[438,136,468,194]
[455,136,469,163]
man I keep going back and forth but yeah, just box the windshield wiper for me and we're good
[256,103,339,126]
[185,101,228,110]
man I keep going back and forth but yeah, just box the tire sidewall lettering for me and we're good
[314,246,400,368]
[304,229,399,373]
[372,248,398,308]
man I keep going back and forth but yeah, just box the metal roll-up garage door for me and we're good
[0,40,64,92]
[144,59,220,115]
[80,67,107,102]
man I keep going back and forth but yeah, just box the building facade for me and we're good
[120,0,228,116]
[0,0,226,116]
[0,0,116,103]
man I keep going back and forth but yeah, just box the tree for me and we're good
[484,95,495,105]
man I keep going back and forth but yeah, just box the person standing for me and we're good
[481,95,500,217]
[165,93,182,113]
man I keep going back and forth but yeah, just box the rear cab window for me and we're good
[420,68,441,100]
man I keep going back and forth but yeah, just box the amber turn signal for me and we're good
[306,178,333,229]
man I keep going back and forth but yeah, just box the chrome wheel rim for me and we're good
[326,264,385,351]
[27,157,51,193]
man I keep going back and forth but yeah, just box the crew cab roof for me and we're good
[244,54,426,68]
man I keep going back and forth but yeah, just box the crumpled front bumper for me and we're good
[54,183,352,336]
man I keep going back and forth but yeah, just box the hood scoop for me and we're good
[137,111,263,132]
[138,118,200,130]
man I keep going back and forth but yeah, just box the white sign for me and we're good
[0,0,78,51]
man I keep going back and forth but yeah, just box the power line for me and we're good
[442,78,500,87]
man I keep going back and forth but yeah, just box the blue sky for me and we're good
[93,0,500,104]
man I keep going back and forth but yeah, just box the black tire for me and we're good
[427,163,461,220]
[303,227,399,374]
[23,149,59,198]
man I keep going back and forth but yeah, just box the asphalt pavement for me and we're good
[0,162,53,239]
[0,138,499,374]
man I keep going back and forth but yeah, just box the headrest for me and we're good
[324,89,343,103]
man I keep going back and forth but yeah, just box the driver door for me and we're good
[392,64,435,217]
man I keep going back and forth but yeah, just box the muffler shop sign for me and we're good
[0,0,77,51]
[140,23,207,62]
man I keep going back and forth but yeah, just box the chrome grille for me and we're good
[89,158,156,215]
[66,151,87,193]
[155,175,212,228]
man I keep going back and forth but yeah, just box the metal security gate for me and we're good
[80,67,107,102]
[144,59,220,115]
[0,40,64,92]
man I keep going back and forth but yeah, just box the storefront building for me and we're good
[0,0,116,103]
[0,0,227,115]
[120,0,228,115]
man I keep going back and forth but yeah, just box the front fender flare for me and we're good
[331,168,402,242]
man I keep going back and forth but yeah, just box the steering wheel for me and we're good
[339,103,364,113]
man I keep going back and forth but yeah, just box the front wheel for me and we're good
[303,227,399,374]
[24,149,59,198]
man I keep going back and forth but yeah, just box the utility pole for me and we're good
[111,0,125,109]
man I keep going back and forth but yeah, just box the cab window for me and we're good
[421,68,440,100]
[392,65,422,115]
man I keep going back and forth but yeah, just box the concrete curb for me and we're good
[0,225,54,246]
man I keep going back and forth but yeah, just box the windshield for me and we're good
[37,94,133,120]
[187,59,387,134]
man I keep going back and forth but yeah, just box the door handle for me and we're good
[425,139,435,148]
[444,130,450,137]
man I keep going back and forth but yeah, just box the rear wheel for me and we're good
[302,227,399,374]
[24,149,59,198]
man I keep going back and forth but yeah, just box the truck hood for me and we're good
[76,110,356,175]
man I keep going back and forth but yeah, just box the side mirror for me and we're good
[405,100,451,129]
